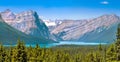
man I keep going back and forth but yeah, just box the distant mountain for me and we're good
[1,9,16,22]
[43,19,62,31]
[51,14,120,43]
[1,9,51,39]
[43,20,57,27]
[0,14,55,44]
[1,9,119,43]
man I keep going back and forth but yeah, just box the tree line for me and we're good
[0,24,120,62]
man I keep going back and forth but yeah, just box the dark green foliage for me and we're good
[116,23,120,39]
[0,43,108,62]
[98,43,103,51]
[0,44,7,62]
[12,39,27,62]
[106,44,116,61]
[115,24,120,61]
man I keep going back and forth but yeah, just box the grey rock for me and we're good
[1,9,51,39]
[0,14,55,44]
[52,14,120,42]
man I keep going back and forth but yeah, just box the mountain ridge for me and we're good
[51,14,120,43]
[1,9,120,43]
[1,9,52,40]
[0,12,55,44]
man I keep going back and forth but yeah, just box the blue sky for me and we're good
[0,0,119,20]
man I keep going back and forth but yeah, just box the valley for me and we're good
[0,9,120,44]
[0,0,119,61]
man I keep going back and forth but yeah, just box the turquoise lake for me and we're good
[4,41,107,48]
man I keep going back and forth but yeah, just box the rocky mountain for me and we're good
[1,9,16,22]
[51,14,120,43]
[0,14,54,44]
[1,9,51,39]
[1,9,119,43]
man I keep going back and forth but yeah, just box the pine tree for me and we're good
[32,44,43,62]
[106,44,116,61]
[12,39,27,62]
[75,53,82,62]
[104,45,107,62]
[94,51,103,62]
[0,44,6,62]
[85,50,95,62]
[98,43,102,51]
[27,45,35,62]
[9,46,13,62]
[115,23,120,61]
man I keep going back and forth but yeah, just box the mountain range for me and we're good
[51,14,120,43]
[0,9,120,44]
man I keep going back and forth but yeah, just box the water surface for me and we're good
[4,41,107,48]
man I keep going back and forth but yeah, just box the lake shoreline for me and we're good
[3,41,108,48]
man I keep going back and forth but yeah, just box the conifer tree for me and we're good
[12,39,27,62]
[106,44,116,61]
[115,23,120,61]
[33,44,43,62]
[7,46,13,62]
[0,44,6,62]
[98,43,102,51]
[104,45,107,62]
[85,51,95,62]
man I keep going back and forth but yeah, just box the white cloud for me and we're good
[101,1,109,5]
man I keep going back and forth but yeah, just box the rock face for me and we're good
[0,14,54,44]
[51,14,120,42]
[1,9,16,22]
[1,9,50,39]
[1,9,120,43]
